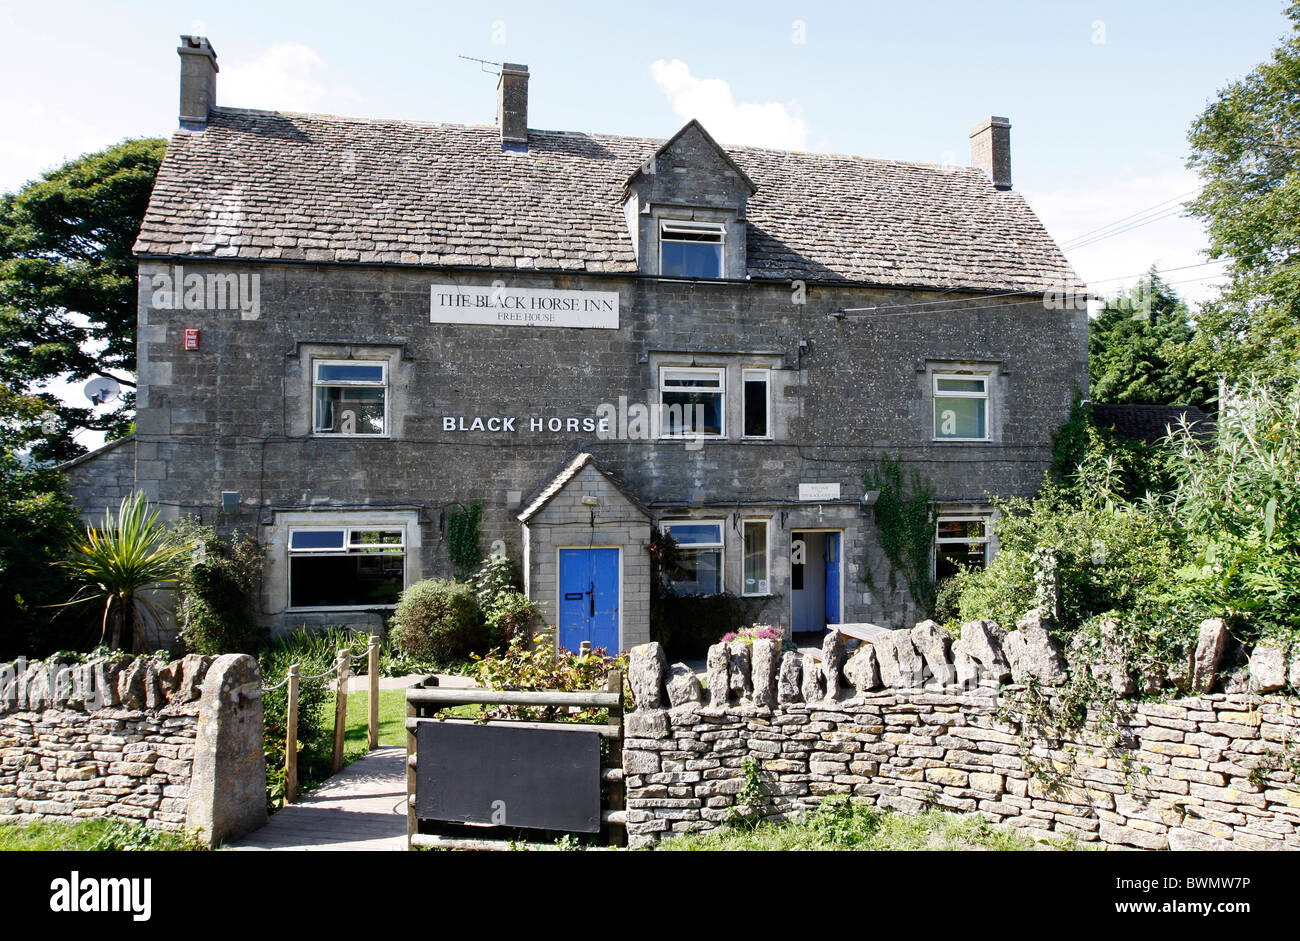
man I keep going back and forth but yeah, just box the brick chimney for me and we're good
[497,63,529,152]
[178,35,218,128]
[970,116,1011,190]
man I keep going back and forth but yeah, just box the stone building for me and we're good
[65,36,1087,649]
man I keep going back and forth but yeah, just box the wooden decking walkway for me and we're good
[225,746,408,851]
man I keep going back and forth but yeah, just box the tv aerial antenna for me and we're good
[458,55,501,75]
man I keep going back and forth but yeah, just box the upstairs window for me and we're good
[659,221,724,278]
[660,520,724,595]
[313,360,387,436]
[660,366,724,437]
[743,369,770,438]
[289,527,405,608]
[933,374,988,441]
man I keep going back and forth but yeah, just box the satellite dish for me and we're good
[83,377,121,407]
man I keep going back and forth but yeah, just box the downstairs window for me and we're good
[289,527,405,608]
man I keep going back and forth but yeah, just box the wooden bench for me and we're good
[806,623,890,660]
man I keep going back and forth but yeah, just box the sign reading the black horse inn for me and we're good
[430,283,620,328]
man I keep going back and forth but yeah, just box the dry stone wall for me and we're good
[0,653,266,845]
[623,626,1300,850]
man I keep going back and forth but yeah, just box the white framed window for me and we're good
[312,359,388,437]
[742,368,770,439]
[288,526,405,609]
[933,373,989,441]
[934,515,992,581]
[660,519,724,595]
[659,220,724,279]
[741,518,771,596]
[659,366,725,438]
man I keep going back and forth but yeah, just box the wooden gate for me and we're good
[405,672,625,850]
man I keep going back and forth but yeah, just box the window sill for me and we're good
[310,433,392,440]
[286,604,398,613]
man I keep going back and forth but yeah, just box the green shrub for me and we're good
[389,579,491,660]
[173,519,266,655]
[259,628,358,809]
[954,484,1186,637]
[471,631,628,721]
[466,555,540,643]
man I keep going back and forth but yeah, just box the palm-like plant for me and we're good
[57,492,193,652]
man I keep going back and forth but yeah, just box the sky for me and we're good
[0,0,1292,443]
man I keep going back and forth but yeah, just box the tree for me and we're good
[0,138,166,462]
[1088,269,1218,412]
[0,388,85,658]
[1185,4,1300,385]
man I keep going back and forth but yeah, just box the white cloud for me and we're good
[1023,158,1225,308]
[650,59,811,150]
[221,43,360,115]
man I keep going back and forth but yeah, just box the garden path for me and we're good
[225,746,408,851]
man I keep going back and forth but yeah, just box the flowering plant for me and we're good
[720,624,784,645]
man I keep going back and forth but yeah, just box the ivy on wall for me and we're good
[446,499,484,577]
[863,455,938,615]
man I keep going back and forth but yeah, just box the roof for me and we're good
[54,433,136,472]
[134,108,1083,294]
[518,453,649,523]
[1092,404,1216,445]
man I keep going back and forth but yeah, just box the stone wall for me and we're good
[0,653,266,845]
[60,434,136,522]
[622,627,1300,850]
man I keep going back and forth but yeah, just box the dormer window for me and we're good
[659,221,724,278]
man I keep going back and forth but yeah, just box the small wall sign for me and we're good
[430,283,619,329]
[183,328,200,351]
[798,483,840,501]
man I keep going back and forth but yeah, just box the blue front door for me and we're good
[824,532,841,626]
[558,548,620,653]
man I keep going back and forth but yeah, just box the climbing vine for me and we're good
[863,455,938,615]
[446,499,484,576]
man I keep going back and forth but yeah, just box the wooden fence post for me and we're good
[332,648,351,774]
[284,664,300,806]
[368,634,381,750]
[605,668,625,846]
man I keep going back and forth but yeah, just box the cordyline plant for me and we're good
[55,492,193,652]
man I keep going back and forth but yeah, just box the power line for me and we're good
[1059,188,1202,249]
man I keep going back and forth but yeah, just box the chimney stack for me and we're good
[178,35,219,128]
[497,63,529,152]
[970,116,1011,190]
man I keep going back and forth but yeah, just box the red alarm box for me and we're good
[183,328,200,350]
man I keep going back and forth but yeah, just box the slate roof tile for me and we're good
[135,108,1083,294]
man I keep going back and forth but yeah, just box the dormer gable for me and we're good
[622,120,756,279]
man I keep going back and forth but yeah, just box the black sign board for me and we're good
[415,721,602,833]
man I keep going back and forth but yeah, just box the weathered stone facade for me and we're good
[0,653,266,844]
[67,36,1090,646]
[622,636,1300,849]
[61,434,136,522]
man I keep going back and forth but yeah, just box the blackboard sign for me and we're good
[414,721,602,833]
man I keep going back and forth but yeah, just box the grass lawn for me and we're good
[0,818,205,852]
[656,800,1084,851]
[333,689,484,754]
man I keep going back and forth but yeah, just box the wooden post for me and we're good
[331,648,351,774]
[284,664,300,806]
[604,668,625,846]
[406,692,418,849]
[368,634,381,751]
